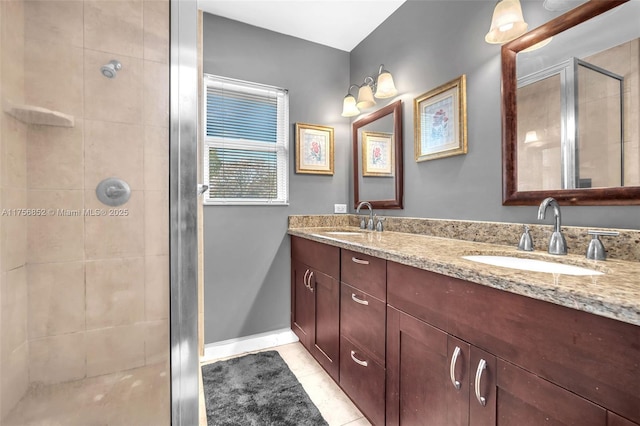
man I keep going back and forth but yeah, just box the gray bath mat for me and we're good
[202,350,328,426]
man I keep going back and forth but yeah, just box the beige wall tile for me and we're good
[1,0,25,103]
[86,324,145,377]
[84,49,143,124]
[144,319,168,365]
[84,189,144,259]
[144,126,168,191]
[1,266,27,355]
[27,190,84,263]
[27,119,84,190]
[144,190,168,256]
[143,0,169,63]
[1,189,27,271]
[2,116,27,190]
[84,120,144,190]
[24,0,83,47]
[27,261,85,339]
[86,257,144,329]
[143,60,169,127]
[85,0,143,58]
[145,255,168,320]
[29,332,86,385]
[25,39,83,117]
[0,342,29,419]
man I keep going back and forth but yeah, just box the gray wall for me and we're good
[350,0,639,229]
[203,2,640,345]
[202,14,351,344]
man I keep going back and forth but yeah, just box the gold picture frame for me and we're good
[362,131,394,177]
[414,75,467,162]
[295,123,334,175]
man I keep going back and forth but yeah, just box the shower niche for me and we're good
[516,55,626,192]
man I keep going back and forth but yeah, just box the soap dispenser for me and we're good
[518,225,534,251]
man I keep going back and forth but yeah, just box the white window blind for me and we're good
[203,74,289,205]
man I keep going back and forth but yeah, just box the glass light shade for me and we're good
[341,94,360,117]
[356,84,376,109]
[485,0,528,44]
[375,71,398,99]
[524,130,538,143]
[521,37,553,53]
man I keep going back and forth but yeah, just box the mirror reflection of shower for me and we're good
[100,59,122,79]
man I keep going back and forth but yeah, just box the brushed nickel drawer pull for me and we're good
[351,257,369,265]
[351,293,369,306]
[350,350,368,367]
[303,269,310,288]
[475,358,487,406]
[308,271,314,292]
[450,346,462,390]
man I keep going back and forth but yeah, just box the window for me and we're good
[203,74,289,205]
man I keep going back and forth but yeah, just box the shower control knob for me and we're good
[96,177,131,206]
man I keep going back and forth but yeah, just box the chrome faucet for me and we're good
[356,201,374,230]
[537,197,567,255]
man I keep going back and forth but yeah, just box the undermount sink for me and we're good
[462,255,604,276]
[323,231,364,236]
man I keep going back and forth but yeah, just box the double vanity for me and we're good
[288,214,640,426]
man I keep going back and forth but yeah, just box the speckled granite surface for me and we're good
[288,215,640,327]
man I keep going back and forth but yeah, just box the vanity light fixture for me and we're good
[341,64,398,117]
[523,130,539,144]
[485,0,528,44]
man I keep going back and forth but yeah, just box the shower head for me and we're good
[100,60,122,79]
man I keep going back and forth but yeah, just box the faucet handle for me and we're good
[375,216,385,232]
[518,225,533,251]
[586,230,619,260]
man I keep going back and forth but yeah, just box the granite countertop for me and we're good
[288,226,640,327]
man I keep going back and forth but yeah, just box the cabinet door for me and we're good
[291,260,314,349]
[387,307,462,426]
[608,412,640,426]
[310,268,340,381]
[495,359,606,426]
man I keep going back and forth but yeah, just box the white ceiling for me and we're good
[198,0,407,52]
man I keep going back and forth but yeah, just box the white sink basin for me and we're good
[323,231,364,236]
[463,255,603,276]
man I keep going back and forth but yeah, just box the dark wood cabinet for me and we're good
[291,236,640,425]
[290,237,340,381]
[339,248,387,425]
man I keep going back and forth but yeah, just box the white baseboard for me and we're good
[201,328,299,362]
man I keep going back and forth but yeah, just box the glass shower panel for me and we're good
[0,0,171,424]
[577,62,623,188]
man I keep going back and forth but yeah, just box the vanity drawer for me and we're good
[341,249,386,300]
[291,236,339,278]
[340,336,385,426]
[340,283,386,366]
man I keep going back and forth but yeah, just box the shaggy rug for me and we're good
[202,351,328,426]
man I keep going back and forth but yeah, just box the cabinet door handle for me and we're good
[474,358,487,406]
[350,350,368,367]
[303,269,310,288]
[450,346,462,390]
[351,293,369,306]
[308,271,314,292]
[351,257,369,265]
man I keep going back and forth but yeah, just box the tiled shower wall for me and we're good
[1,0,170,418]
[1,0,29,418]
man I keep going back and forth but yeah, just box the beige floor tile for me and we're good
[342,417,373,426]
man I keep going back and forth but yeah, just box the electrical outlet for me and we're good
[334,204,347,214]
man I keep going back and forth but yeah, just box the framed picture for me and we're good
[362,131,394,177]
[295,123,334,175]
[414,74,467,162]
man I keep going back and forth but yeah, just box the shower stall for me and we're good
[0,0,199,424]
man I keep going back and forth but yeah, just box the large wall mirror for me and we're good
[353,100,403,209]
[502,0,640,205]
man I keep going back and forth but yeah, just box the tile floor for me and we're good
[199,342,372,426]
[3,362,171,426]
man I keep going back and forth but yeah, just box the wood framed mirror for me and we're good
[353,100,403,209]
[502,0,640,205]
